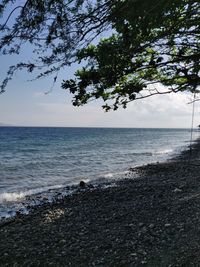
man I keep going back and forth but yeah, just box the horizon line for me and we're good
[0,125,194,129]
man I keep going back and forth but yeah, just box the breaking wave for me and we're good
[0,184,64,203]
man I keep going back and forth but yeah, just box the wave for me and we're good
[0,192,25,203]
[103,173,114,178]
[0,147,174,204]
[153,149,173,155]
[98,170,130,180]
[0,172,119,205]
[130,149,173,156]
[0,184,64,203]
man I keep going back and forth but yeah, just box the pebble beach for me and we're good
[0,139,200,266]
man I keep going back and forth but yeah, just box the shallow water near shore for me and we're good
[0,127,199,219]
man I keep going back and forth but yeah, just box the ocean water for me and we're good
[0,127,198,218]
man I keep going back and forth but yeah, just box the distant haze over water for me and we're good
[0,127,199,218]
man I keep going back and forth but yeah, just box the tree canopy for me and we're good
[0,0,199,110]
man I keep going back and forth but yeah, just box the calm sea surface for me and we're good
[0,127,198,218]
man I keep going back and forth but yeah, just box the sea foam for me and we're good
[0,192,25,203]
[0,184,64,203]
[153,149,173,155]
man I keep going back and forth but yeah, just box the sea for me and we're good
[0,127,199,219]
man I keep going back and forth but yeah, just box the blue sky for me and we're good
[0,4,199,128]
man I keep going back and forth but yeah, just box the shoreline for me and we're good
[0,127,197,222]
[0,145,183,221]
[0,139,200,266]
[0,138,190,221]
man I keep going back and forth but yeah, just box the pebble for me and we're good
[149,224,155,229]
[141,260,147,264]
[173,188,183,193]
[59,239,66,244]
[139,222,144,227]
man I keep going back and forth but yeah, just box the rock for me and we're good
[79,180,86,188]
[16,211,21,216]
[164,223,171,227]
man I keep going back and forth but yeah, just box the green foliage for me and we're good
[62,0,200,110]
[0,0,199,109]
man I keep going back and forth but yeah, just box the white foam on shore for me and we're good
[129,149,174,157]
[0,179,119,220]
[0,184,64,203]
[103,173,114,178]
[153,149,173,155]
[0,192,25,203]
[102,170,129,179]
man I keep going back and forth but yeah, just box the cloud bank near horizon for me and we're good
[1,89,199,128]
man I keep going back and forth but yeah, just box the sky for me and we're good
[1,66,199,128]
[0,47,200,128]
[0,4,200,128]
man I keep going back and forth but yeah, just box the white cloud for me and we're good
[1,85,199,127]
[34,91,200,128]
